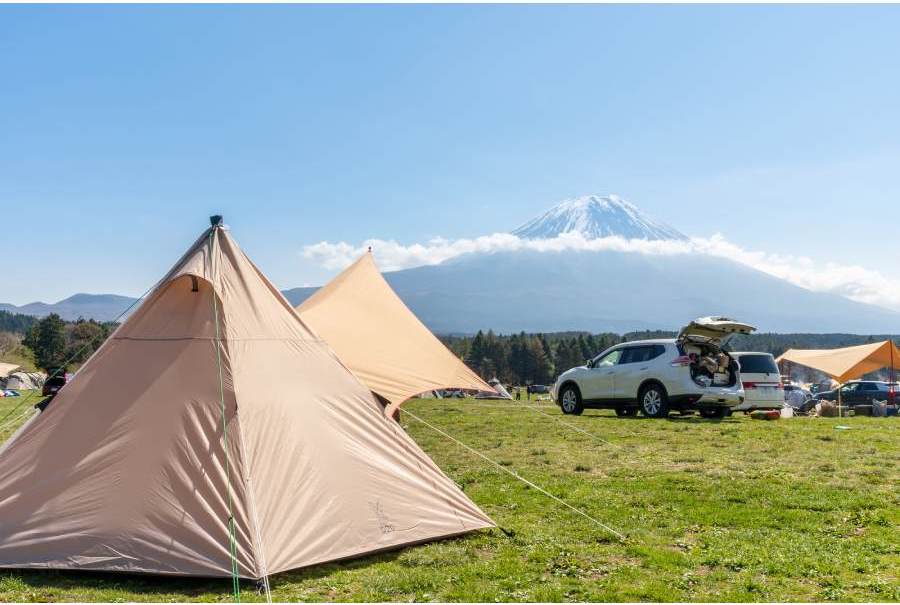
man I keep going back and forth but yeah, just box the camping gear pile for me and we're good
[0,219,495,581]
[750,409,781,420]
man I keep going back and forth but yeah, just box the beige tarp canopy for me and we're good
[0,363,21,380]
[776,340,900,383]
[297,251,494,416]
[0,222,493,579]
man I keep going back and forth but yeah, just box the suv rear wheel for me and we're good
[639,384,669,418]
[559,384,584,415]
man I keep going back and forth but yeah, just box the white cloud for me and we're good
[302,233,900,312]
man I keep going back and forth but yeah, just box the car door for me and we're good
[839,382,860,404]
[614,346,652,400]
[581,348,622,400]
[860,382,879,404]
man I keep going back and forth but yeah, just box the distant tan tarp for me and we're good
[297,252,494,416]
[776,340,900,383]
[0,225,493,579]
[0,363,21,379]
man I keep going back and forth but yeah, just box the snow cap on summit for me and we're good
[512,194,687,241]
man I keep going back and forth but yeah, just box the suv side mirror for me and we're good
[585,359,593,369]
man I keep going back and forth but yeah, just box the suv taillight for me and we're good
[670,355,692,367]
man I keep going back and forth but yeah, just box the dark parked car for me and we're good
[41,370,67,398]
[814,380,897,406]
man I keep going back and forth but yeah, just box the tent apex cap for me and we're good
[210,215,224,227]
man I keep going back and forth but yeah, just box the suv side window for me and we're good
[619,347,640,364]
[648,344,666,360]
[620,344,666,364]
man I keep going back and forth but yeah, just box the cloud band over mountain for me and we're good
[302,232,900,313]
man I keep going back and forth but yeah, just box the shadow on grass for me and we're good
[9,547,409,598]
[12,568,230,598]
[576,410,742,423]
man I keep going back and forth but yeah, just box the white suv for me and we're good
[551,317,753,419]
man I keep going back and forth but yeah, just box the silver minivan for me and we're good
[730,352,783,411]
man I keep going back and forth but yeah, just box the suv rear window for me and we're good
[736,354,778,374]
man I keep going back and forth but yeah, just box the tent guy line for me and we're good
[401,408,626,541]
[208,228,243,603]
[521,403,621,448]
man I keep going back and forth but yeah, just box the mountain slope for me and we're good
[512,194,687,241]
[388,250,900,334]
[284,249,900,334]
[0,294,140,322]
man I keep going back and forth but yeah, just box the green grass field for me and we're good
[0,394,897,602]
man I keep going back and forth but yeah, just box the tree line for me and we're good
[441,330,900,386]
[4,313,114,372]
[3,309,898,381]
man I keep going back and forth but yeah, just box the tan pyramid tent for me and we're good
[0,220,493,579]
[297,252,494,416]
[776,340,900,383]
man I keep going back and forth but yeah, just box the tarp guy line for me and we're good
[401,408,625,541]
[0,280,162,438]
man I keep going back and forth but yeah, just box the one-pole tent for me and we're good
[0,219,493,580]
[296,251,495,417]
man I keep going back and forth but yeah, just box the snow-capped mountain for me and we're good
[512,194,687,241]
[11,194,900,335]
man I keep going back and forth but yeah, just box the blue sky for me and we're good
[1,5,899,306]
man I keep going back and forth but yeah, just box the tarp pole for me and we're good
[838,381,842,418]
[891,341,896,402]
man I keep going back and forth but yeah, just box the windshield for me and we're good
[736,354,778,374]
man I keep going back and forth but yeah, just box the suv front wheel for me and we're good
[559,384,584,416]
[639,384,669,418]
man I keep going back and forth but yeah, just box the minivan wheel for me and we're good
[639,384,669,418]
[559,385,584,415]
[615,407,637,417]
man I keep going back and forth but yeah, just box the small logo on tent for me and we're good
[370,500,395,534]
